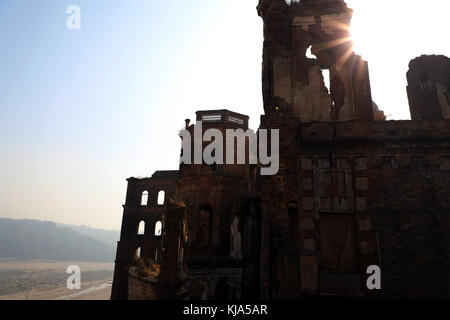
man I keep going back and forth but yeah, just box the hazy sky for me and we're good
[0,0,448,230]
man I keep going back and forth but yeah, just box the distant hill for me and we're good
[57,223,120,247]
[0,218,118,262]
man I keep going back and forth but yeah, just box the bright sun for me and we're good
[347,4,373,60]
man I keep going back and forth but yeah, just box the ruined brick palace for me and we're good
[111,0,450,299]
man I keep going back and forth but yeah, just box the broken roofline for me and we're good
[179,121,280,176]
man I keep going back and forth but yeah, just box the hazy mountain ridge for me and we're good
[0,218,118,262]
[57,223,120,246]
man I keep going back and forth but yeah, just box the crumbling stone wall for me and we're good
[111,171,179,300]
[178,110,261,300]
[259,114,302,299]
[299,120,450,298]
[112,1,450,300]
[407,55,450,120]
[127,267,159,300]
[258,0,375,122]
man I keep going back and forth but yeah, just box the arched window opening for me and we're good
[154,221,162,237]
[288,202,299,241]
[183,221,188,242]
[323,69,331,92]
[196,205,213,245]
[230,216,242,259]
[306,45,317,59]
[141,190,149,206]
[420,74,432,93]
[136,247,141,258]
[138,221,145,235]
[190,280,207,300]
[215,278,236,301]
[252,166,257,180]
[157,190,165,206]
